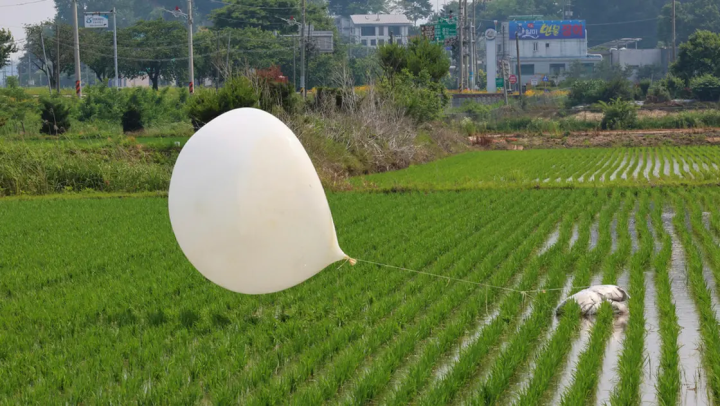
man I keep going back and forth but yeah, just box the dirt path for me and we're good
[469,128,720,149]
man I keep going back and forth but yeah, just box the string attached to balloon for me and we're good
[347,258,595,296]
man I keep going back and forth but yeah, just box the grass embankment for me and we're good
[0,117,467,197]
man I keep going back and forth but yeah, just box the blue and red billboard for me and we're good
[509,20,586,40]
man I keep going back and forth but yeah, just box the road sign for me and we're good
[509,75,517,84]
[421,24,435,40]
[84,14,109,28]
[435,19,457,42]
[495,77,504,87]
[531,78,538,86]
[542,75,549,82]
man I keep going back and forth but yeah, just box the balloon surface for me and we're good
[168,108,347,294]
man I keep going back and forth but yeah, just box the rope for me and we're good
[345,257,596,296]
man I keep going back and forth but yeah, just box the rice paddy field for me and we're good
[3,146,720,405]
[354,146,720,190]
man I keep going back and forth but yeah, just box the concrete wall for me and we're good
[609,48,663,68]
[353,25,410,46]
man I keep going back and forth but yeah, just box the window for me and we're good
[389,26,401,36]
[378,39,385,45]
[361,26,375,36]
[550,63,566,76]
[520,64,535,75]
[497,44,502,53]
[380,26,386,36]
[371,39,377,46]
[546,43,550,48]
[361,39,368,46]
[533,42,539,51]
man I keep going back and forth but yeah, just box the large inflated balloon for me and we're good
[168,108,348,294]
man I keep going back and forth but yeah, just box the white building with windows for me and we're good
[335,14,412,47]
[494,20,602,84]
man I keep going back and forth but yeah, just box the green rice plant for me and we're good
[284,192,583,406]
[558,303,615,405]
[670,190,720,402]
[648,189,682,405]
[244,191,561,404]
[511,190,621,406]
[412,191,596,405]
[464,203,602,406]
[610,191,653,405]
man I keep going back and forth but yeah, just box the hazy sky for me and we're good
[1,0,56,59]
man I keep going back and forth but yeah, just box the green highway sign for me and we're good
[421,18,458,43]
[495,77,504,88]
[434,19,457,42]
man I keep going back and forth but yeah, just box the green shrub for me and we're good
[566,80,604,107]
[186,75,258,130]
[659,75,689,99]
[598,78,635,102]
[39,95,71,135]
[690,74,720,101]
[121,93,144,133]
[566,78,634,107]
[77,82,126,122]
[638,79,652,98]
[257,80,301,114]
[598,98,638,130]
[646,84,672,103]
[456,100,493,121]
[382,69,448,123]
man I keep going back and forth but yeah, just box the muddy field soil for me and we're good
[470,128,720,149]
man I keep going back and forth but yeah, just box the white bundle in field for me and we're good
[556,285,630,317]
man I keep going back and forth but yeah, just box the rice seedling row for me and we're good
[353,147,720,190]
[244,191,557,405]
[510,190,621,406]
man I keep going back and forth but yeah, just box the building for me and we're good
[595,38,670,81]
[495,20,602,84]
[335,14,412,47]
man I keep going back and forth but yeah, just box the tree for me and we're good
[671,30,720,82]
[0,29,17,70]
[193,27,294,86]
[79,28,116,81]
[23,21,75,91]
[118,19,188,90]
[394,0,433,25]
[328,0,387,17]
[658,0,720,45]
[210,0,333,34]
[378,38,449,86]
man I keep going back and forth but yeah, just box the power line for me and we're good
[0,0,48,7]
[209,0,300,10]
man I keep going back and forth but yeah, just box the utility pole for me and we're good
[516,31,522,98]
[187,0,195,94]
[458,0,464,90]
[40,30,51,93]
[112,8,118,89]
[56,20,60,93]
[300,0,306,98]
[471,0,476,90]
[72,0,81,97]
[671,0,676,62]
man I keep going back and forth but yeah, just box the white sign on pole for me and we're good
[84,14,109,28]
[531,78,538,86]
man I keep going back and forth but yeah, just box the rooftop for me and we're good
[350,14,412,25]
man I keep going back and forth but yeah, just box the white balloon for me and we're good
[168,108,348,294]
